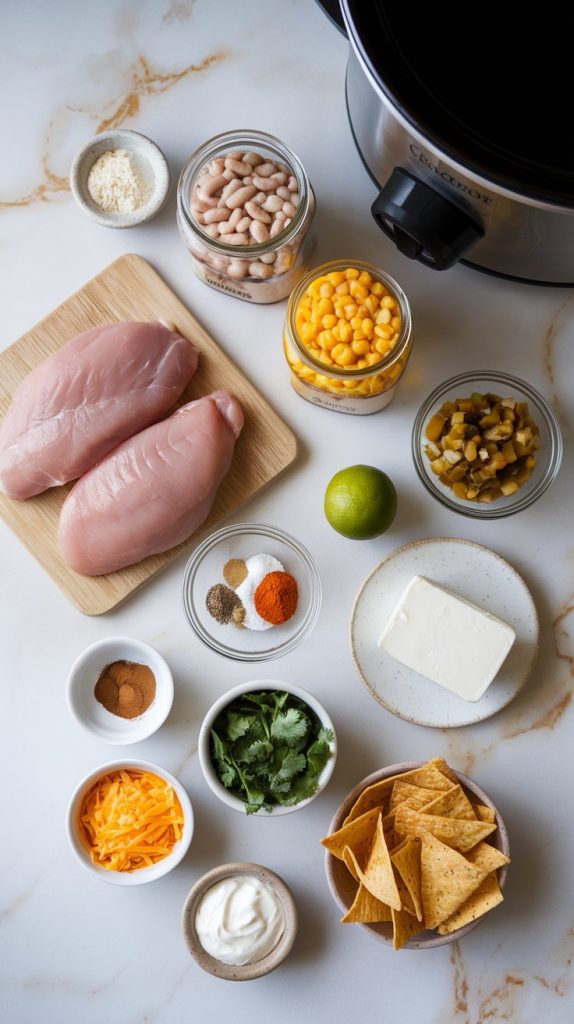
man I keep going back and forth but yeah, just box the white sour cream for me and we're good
[195,874,285,966]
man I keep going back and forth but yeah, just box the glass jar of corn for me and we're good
[283,260,413,414]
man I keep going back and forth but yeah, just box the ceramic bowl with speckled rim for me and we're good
[324,762,510,949]
[181,862,298,980]
[412,370,562,519]
[70,129,170,227]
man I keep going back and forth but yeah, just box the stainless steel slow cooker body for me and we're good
[338,2,574,285]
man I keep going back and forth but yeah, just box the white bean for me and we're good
[275,246,294,273]
[284,218,291,227]
[269,218,285,238]
[243,152,261,167]
[252,175,276,192]
[227,258,249,279]
[203,206,232,224]
[262,194,283,213]
[236,215,252,233]
[198,174,228,200]
[242,175,253,185]
[208,158,225,176]
[276,186,291,200]
[282,201,295,217]
[253,191,267,204]
[224,233,249,245]
[191,199,214,215]
[219,208,242,233]
[288,176,297,191]
[204,224,220,238]
[249,260,274,279]
[270,171,288,185]
[226,150,244,160]
[225,158,252,176]
[226,184,257,209]
[250,220,269,243]
[259,251,277,264]
[290,192,300,208]
[222,168,236,181]
[245,201,271,223]
[219,179,243,205]
[254,161,276,177]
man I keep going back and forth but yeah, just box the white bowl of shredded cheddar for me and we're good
[66,759,193,885]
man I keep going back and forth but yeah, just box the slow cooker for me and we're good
[318,1,574,284]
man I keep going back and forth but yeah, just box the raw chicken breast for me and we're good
[59,391,244,576]
[0,321,198,499]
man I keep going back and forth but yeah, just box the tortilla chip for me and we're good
[437,871,503,935]
[391,838,423,921]
[342,844,362,882]
[395,804,496,853]
[344,758,453,823]
[395,873,417,918]
[420,833,484,929]
[465,842,510,874]
[391,905,424,950]
[389,781,441,813]
[475,803,496,824]
[422,783,477,821]
[341,882,392,923]
[362,814,401,910]
[321,807,381,869]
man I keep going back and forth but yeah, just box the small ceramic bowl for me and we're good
[198,679,337,816]
[325,762,510,949]
[182,523,322,662]
[412,370,562,519]
[66,757,193,886]
[181,862,298,980]
[70,129,170,227]
[66,636,174,744]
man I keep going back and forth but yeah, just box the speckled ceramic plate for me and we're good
[350,538,539,728]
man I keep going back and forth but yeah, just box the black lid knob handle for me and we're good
[372,167,484,270]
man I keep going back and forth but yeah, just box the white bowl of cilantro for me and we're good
[198,681,337,815]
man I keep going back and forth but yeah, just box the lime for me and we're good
[324,464,397,540]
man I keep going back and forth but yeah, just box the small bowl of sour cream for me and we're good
[181,862,298,980]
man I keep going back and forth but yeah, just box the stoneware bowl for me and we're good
[181,862,298,980]
[66,758,193,886]
[325,761,510,949]
[66,636,174,744]
[70,128,170,227]
[198,679,337,816]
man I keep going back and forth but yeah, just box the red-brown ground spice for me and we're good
[253,571,298,625]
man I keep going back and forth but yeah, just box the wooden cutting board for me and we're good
[0,254,297,614]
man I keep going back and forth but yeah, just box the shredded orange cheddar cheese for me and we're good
[79,769,184,872]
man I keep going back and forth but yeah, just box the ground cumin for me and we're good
[253,571,298,625]
[94,660,156,719]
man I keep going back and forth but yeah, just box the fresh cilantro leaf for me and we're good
[269,750,306,794]
[241,739,273,764]
[271,708,309,746]
[276,766,320,805]
[307,738,331,774]
[226,712,254,741]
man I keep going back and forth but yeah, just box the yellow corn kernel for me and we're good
[391,315,401,331]
[376,308,391,325]
[338,320,353,342]
[327,271,346,286]
[316,297,334,317]
[382,295,396,309]
[318,349,334,366]
[345,267,360,279]
[349,281,369,302]
[295,313,307,332]
[364,294,379,316]
[374,323,393,339]
[361,317,374,337]
[318,329,335,350]
[333,300,347,318]
[371,281,386,297]
[353,329,367,342]
[332,343,356,366]
[309,279,324,298]
[300,366,316,382]
[319,311,337,327]
[319,282,335,298]
[335,281,350,295]
[391,332,399,342]
[365,351,381,366]
[352,338,370,356]
[301,322,317,344]
[310,307,323,325]
[374,338,390,355]
[355,304,369,319]
[356,358,367,369]
[358,270,373,287]
[343,379,359,390]
[343,303,358,320]
[350,315,363,330]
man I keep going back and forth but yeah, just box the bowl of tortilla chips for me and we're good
[321,757,510,949]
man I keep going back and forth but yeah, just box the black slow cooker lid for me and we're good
[342,0,574,205]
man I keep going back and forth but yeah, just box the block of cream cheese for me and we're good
[378,575,515,702]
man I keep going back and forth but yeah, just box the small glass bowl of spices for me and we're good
[66,636,174,744]
[177,129,316,303]
[283,260,413,414]
[182,523,322,662]
[70,129,170,228]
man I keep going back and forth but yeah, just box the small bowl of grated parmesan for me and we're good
[70,128,170,228]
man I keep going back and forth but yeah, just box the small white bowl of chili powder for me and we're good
[66,636,174,744]
[182,523,322,662]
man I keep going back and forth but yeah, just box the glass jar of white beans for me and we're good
[177,130,316,303]
[283,260,413,415]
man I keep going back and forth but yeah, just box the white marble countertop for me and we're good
[1,2,572,1022]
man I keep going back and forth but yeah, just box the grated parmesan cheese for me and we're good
[87,148,150,214]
